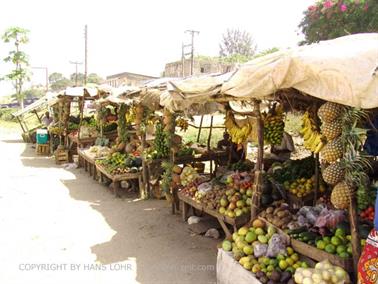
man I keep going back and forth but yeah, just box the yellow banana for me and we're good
[314,140,325,154]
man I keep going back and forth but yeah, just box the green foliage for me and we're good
[87,73,104,84]
[49,72,71,91]
[219,29,256,58]
[299,0,378,45]
[0,108,18,122]
[2,26,30,108]
[253,47,280,59]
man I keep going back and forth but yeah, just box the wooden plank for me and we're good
[349,196,361,279]
[291,239,353,272]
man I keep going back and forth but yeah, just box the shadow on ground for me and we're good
[62,171,217,284]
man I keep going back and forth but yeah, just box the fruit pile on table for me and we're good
[221,219,309,283]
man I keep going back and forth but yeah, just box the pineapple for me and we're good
[331,181,353,209]
[318,102,344,123]
[320,138,344,163]
[321,120,342,141]
[322,162,345,185]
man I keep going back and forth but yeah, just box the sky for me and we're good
[0,0,314,96]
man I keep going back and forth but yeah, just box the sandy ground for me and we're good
[0,127,217,284]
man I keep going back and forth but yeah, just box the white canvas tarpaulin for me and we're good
[221,33,378,109]
[217,249,261,284]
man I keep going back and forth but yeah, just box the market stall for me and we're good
[157,33,378,283]
[12,92,59,143]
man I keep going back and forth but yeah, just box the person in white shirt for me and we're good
[42,111,53,127]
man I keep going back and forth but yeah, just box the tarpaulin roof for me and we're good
[13,92,59,117]
[58,85,112,98]
[158,33,378,111]
[221,33,378,109]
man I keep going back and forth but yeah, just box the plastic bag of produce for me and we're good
[253,243,268,258]
[266,234,287,257]
[197,182,212,194]
[294,260,351,284]
[315,208,346,229]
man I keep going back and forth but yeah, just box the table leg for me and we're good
[114,181,120,198]
[93,166,97,180]
[182,201,189,222]
[138,176,145,199]
[84,160,88,172]
[217,217,232,238]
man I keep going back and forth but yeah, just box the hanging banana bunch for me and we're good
[225,111,252,144]
[263,104,285,145]
[176,118,189,131]
[300,111,325,153]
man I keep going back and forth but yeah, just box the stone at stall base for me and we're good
[187,216,201,225]
[205,228,220,239]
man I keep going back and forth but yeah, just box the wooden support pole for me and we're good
[77,97,85,146]
[251,100,264,221]
[313,153,320,206]
[196,115,204,143]
[349,196,361,280]
[141,131,149,199]
[34,110,42,123]
[207,116,213,150]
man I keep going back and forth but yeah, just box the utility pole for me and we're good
[185,30,199,75]
[69,61,82,86]
[84,25,88,85]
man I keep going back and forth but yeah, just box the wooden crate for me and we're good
[288,192,314,209]
[36,144,50,155]
[55,149,69,164]
[291,238,353,272]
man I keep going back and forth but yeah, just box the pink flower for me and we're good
[308,5,317,12]
[340,3,347,12]
[323,0,333,8]
[363,3,369,11]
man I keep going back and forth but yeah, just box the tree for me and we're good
[87,73,104,84]
[219,29,257,63]
[2,27,30,109]
[69,72,103,86]
[299,0,378,45]
[70,72,85,86]
[49,72,71,91]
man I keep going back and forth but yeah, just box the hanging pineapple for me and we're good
[320,137,344,163]
[330,181,353,209]
[318,102,344,123]
[322,162,345,185]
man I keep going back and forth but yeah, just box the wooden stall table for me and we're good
[95,163,143,198]
[77,149,98,180]
[178,191,250,238]
[68,130,118,151]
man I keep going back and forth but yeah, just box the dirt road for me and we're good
[0,128,217,284]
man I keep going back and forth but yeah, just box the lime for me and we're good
[335,228,346,237]
[331,236,342,246]
[279,260,288,270]
[336,245,347,255]
[286,246,294,255]
[291,253,299,262]
[323,236,331,244]
[301,262,309,268]
[316,240,326,250]
[325,244,336,254]
[339,252,350,258]
[347,245,353,255]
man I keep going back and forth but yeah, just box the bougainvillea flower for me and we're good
[340,4,347,12]
[308,5,317,11]
[323,0,333,8]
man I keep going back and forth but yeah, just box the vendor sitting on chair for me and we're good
[217,132,246,164]
[270,131,294,161]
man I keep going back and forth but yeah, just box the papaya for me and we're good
[172,165,182,174]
